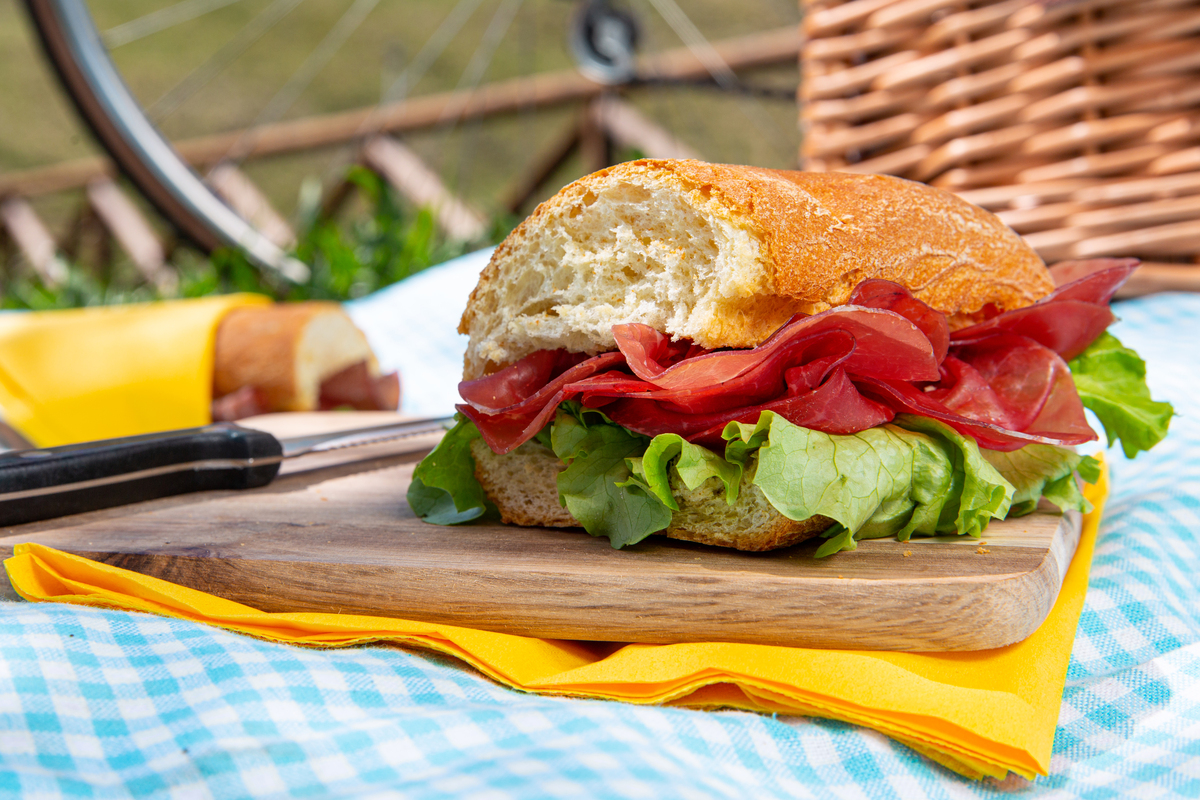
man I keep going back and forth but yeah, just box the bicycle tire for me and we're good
[23,0,306,281]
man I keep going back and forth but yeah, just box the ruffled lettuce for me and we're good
[408,410,1099,557]
[715,412,1014,557]
[982,444,1100,517]
[549,404,672,548]
[1068,332,1173,458]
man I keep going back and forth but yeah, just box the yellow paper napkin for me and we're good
[3,469,1106,782]
[0,294,269,446]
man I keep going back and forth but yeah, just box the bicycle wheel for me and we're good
[22,0,800,282]
[24,0,308,282]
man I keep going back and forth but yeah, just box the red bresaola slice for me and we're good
[950,334,1094,441]
[458,351,626,453]
[849,279,950,364]
[857,377,1087,451]
[318,362,401,412]
[605,368,893,444]
[587,329,856,415]
[613,305,940,389]
[460,273,1111,454]
[859,333,1096,451]
[459,349,590,411]
[949,259,1136,361]
[1048,258,1139,303]
[949,299,1114,361]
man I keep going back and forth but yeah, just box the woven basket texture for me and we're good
[799,0,1200,266]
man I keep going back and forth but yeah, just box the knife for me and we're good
[0,416,452,527]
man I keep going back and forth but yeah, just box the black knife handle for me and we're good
[0,424,282,527]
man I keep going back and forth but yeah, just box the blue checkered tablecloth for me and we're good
[3,253,1199,799]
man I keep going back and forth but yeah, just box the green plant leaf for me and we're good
[722,412,1015,556]
[981,442,1093,516]
[634,433,744,511]
[551,407,672,549]
[406,414,493,525]
[892,414,1013,537]
[1068,332,1173,458]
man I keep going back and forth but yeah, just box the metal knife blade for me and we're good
[278,416,453,457]
[0,416,452,527]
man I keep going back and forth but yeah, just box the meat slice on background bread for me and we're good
[456,159,1055,550]
[213,302,399,420]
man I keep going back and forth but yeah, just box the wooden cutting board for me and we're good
[0,413,1082,652]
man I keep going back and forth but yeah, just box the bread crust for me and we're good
[213,302,375,411]
[460,159,1052,379]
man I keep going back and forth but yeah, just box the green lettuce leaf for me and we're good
[1068,332,1173,458]
[406,414,493,524]
[551,405,672,548]
[407,403,1099,558]
[632,433,744,511]
[720,412,1015,557]
[892,414,1013,537]
[981,444,1097,516]
[723,412,913,534]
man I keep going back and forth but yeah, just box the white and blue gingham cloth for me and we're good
[3,255,1199,799]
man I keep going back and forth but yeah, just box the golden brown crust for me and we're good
[663,515,830,552]
[213,302,349,411]
[660,161,1053,322]
[460,160,1053,378]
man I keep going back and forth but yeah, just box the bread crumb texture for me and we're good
[470,438,830,551]
[460,159,1053,379]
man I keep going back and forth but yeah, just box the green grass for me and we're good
[2,167,503,310]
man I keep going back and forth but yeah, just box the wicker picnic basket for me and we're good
[798,0,1200,286]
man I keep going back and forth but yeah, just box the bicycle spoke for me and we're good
[643,0,795,161]
[447,0,524,200]
[220,0,382,164]
[146,0,307,123]
[316,0,487,202]
[102,0,248,49]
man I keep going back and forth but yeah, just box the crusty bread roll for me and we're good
[460,159,1052,379]
[456,159,1055,550]
[213,302,388,413]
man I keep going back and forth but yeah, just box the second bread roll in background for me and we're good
[212,302,399,420]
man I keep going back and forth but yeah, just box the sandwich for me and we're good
[212,302,399,420]
[408,159,1172,555]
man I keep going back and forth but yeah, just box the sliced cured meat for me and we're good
[211,385,269,422]
[951,335,1093,441]
[1048,258,1138,303]
[605,368,893,444]
[950,259,1136,360]
[857,377,1091,451]
[459,349,590,411]
[614,306,939,388]
[592,329,855,415]
[923,356,1016,430]
[458,350,626,453]
[849,279,950,364]
[318,361,401,412]
[460,272,1115,455]
[949,299,1114,361]
[861,333,1096,451]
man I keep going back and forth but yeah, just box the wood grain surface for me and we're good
[0,413,1082,652]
